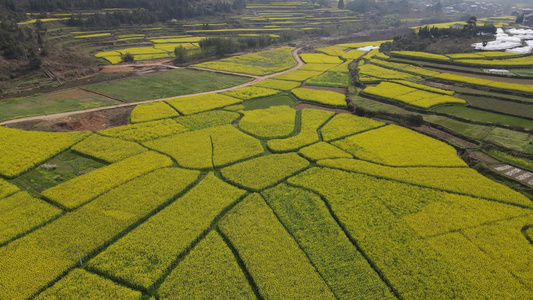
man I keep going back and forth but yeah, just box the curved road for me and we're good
[0,48,304,126]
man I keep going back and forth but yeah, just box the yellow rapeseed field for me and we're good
[221,86,280,100]
[267,108,333,152]
[194,47,296,75]
[363,82,466,108]
[239,105,297,138]
[0,126,90,178]
[291,87,346,108]
[2,66,532,300]
[333,124,468,167]
[219,193,336,299]
[130,101,180,123]
[72,134,148,163]
[88,173,246,289]
[166,94,242,115]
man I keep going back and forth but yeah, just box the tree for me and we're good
[346,0,377,13]
[516,14,524,24]
[27,49,42,69]
[407,114,424,126]
[467,16,477,28]
[174,45,187,64]
[122,52,134,62]
[463,16,477,36]
[338,0,344,10]
[233,0,246,11]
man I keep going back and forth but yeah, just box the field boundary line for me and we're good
[285,181,403,299]
[217,227,264,300]
[149,192,252,295]
[187,66,261,79]
[422,213,533,241]
[0,48,303,126]
[318,164,533,210]
[260,192,339,298]
[78,87,127,103]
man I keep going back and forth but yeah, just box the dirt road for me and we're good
[0,48,304,126]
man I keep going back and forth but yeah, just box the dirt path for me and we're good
[466,150,533,188]
[488,164,533,187]
[413,125,478,149]
[0,48,304,126]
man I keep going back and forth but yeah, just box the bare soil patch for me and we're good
[467,150,500,165]
[6,106,134,132]
[413,125,478,149]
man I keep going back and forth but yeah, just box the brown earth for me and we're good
[412,125,478,149]
[2,48,305,131]
[6,106,134,132]
[467,150,500,164]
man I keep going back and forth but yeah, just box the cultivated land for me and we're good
[2,5,533,300]
[0,89,120,122]
[84,69,252,102]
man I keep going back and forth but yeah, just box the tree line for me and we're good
[380,18,497,53]
[173,33,298,64]
[0,0,245,24]
[0,20,44,68]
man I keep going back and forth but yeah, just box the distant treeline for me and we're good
[380,24,497,52]
[0,0,246,23]
[416,24,497,38]
[345,0,410,14]
[174,33,298,64]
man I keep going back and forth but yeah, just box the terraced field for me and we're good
[356,46,533,155]
[2,89,533,299]
[3,24,533,299]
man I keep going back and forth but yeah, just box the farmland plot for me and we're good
[239,105,297,138]
[85,69,250,102]
[2,72,533,300]
[363,82,466,108]
[267,108,333,152]
[291,87,347,108]
[194,47,296,75]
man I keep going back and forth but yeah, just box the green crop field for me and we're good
[484,148,533,172]
[424,115,493,138]
[433,106,533,129]
[350,95,413,115]
[85,69,251,102]
[0,89,120,122]
[459,95,533,119]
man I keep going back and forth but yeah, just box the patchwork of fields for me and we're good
[350,46,533,155]
[3,19,533,299]
[2,102,533,299]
